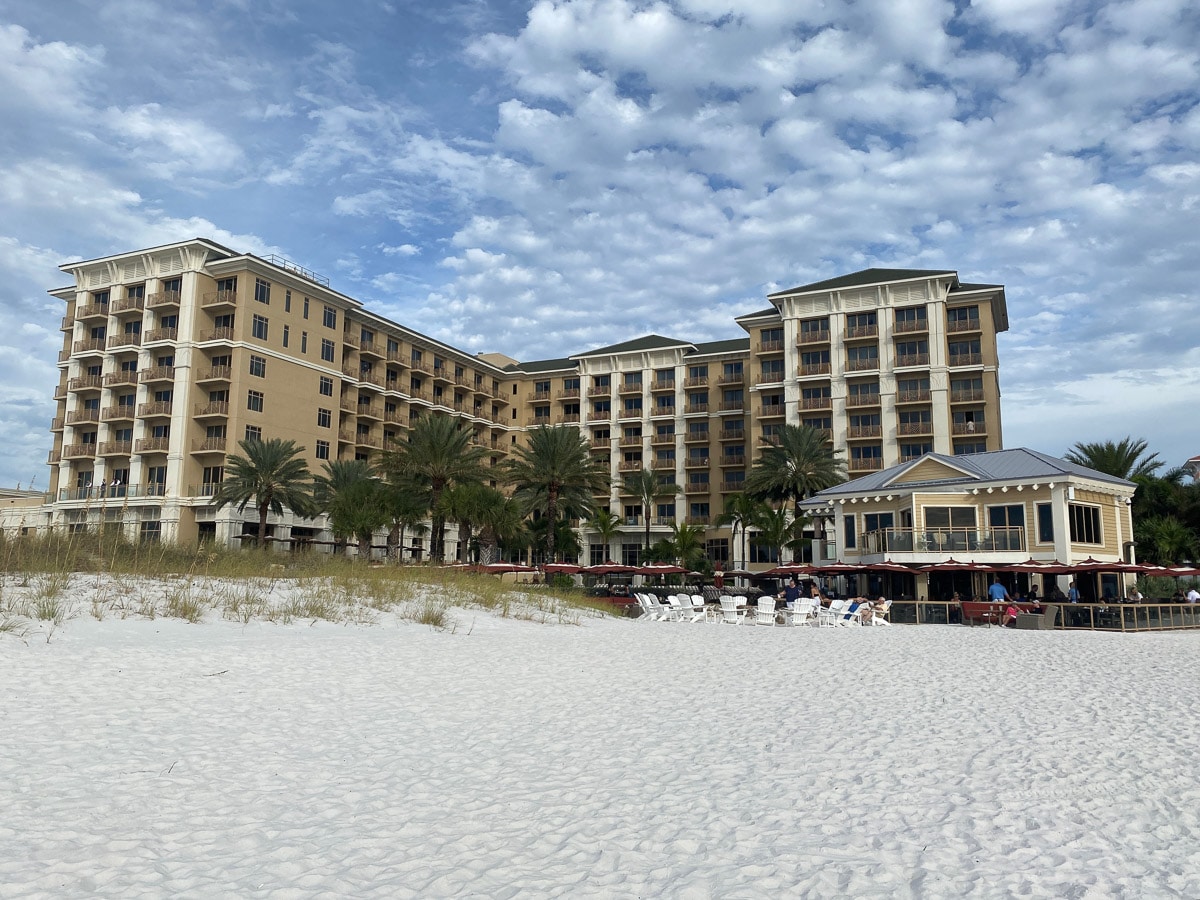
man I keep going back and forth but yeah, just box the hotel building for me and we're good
[23,238,1008,564]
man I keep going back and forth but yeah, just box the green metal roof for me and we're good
[768,268,958,298]
[572,334,696,358]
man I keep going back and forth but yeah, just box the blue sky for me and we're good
[1,0,1198,489]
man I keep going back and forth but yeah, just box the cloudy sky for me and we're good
[1,0,1198,489]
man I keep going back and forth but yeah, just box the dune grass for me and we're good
[0,531,614,638]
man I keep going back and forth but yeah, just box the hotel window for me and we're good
[895,340,928,365]
[760,359,785,381]
[846,345,878,368]
[846,312,876,336]
[898,376,930,400]
[162,278,181,295]
[317,408,331,428]
[624,397,642,413]
[844,515,856,550]
[301,332,308,353]
[249,354,266,377]
[593,374,610,389]
[850,445,882,463]
[534,380,551,398]
[654,368,674,387]
[846,382,876,402]
[592,399,611,416]
[925,506,977,531]
[323,305,337,329]
[688,391,708,410]
[319,376,333,396]
[244,425,261,442]
[688,472,710,488]
[205,424,226,440]
[154,388,173,404]
[251,314,268,341]
[948,339,981,362]
[254,279,270,304]
[950,377,983,401]
[282,325,289,348]
[800,349,830,370]
[800,317,829,339]
[303,297,310,319]
[898,409,930,431]
[656,502,675,521]
[761,393,784,410]
[321,338,335,362]
[412,348,423,365]
[948,305,980,327]
[749,542,778,564]
[1036,503,1054,543]
[655,395,675,412]
[849,413,880,433]
[954,441,987,455]
[216,277,237,295]
[247,389,264,413]
[656,448,676,464]
[284,290,291,312]
[989,504,1025,551]
[688,422,709,439]
[895,306,927,329]
[623,372,642,389]
[760,327,783,349]
[315,440,330,460]
[689,365,708,382]
[534,405,550,421]
[900,442,932,462]
[1068,504,1102,545]
[802,416,831,431]
[761,423,783,440]
[92,290,110,306]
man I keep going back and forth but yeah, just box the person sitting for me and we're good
[859,596,887,624]
[1127,587,1143,603]
[1000,603,1022,627]
[1027,584,1040,601]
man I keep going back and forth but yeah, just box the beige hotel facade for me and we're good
[16,238,1009,565]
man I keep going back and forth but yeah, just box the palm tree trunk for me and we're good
[386,523,399,560]
[546,487,558,561]
[258,501,270,550]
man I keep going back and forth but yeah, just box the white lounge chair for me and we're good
[643,594,670,621]
[687,594,709,623]
[755,595,778,626]
[785,598,817,626]
[867,599,892,626]
[839,600,865,626]
[661,594,688,622]
[719,596,746,624]
[817,598,845,627]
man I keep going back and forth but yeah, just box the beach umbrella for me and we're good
[812,561,866,575]
[636,563,689,576]
[761,563,816,577]
[481,562,537,574]
[862,560,915,573]
[542,563,583,574]
[1070,557,1148,573]
[1003,558,1074,574]
[581,562,638,576]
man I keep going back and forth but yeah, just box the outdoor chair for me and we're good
[756,595,778,626]
[839,601,865,626]
[817,598,845,627]
[868,599,892,626]
[688,594,710,623]
[644,594,671,621]
[662,595,688,622]
[719,596,746,624]
[785,598,817,626]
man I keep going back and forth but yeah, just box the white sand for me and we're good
[2,584,1199,898]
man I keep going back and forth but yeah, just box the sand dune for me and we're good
[2,583,1198,898]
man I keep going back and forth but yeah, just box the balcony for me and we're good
[386,349,410,367]
[196,366,232,384]
[718,428,744,442]
[107,333,142,350]
[952,422,986,435]
[358,371,386,390]
[949,353,983,367]
[589,436,611,449]
[73,338,106,356]
[898,422,933,436]
[556,387,581,400]
[618,460,644,472]
[755,372,785,386]
[357,403,383,420]
[555,414,581,424]
[651,458,676,471]
[47,449,61,464]
[338,429,357,443]
[650,379,675,393]
[197,327,235,343]
[798,363,830,377]
[101,406,135,422]
[894,318,928,334]
[112,295,144,314]
[757,340,784,354]
[800,396,832,411]
[359,339,385,359]
[619,435,643,449]
[719,453,746,467]
[618,409,643,420]
[587,385,612,398]
[685,455,710,469]
[947,318,981,333]
[50,417,64,432]
[53,384,67,400]
[191,438,227,454]
[60,315,75,331]
[142,327,178,344]
[684,403,709,415]
[383,409,408,427]
[684,430,710,444]
[66,409,100,425]
[355,433,382,449]
[98,440,133,456]
[799,328,831,345]
[651,433,676,446]
[649,404,676,418]
[587,410,612,422]
[896,390,931,404]
[848,457,885,473]
[684,482,711,495]
[432,367,453,385]
[340,366,360,383]
[103,371,138,388]
[951,388,985,403]
[201,290,238,309]
[758,404,786,418]
[68,374,103,392]
[716,372,743,386]
[844,394,879,408]
[146,290,181,308]
[896,353,930,368]
[718,400,744,412]
[341,331,360,350]
[137,401,173,418]
[861,526,1024,555]
[845,358,879,372]
[847,425,882,439]
[194,401,230,418]
[135,437,171,454]
[684,376,709,388]
[618,381,643,395]
[75,303,109,321]
[845,324,878,340]
[62,443,96,459]
[189,483,221,498]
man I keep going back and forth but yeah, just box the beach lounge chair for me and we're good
[868,599,892,626]
[661,595,687,622]
[643,594,670,621]
[785,598,817,626]
[687,594,710,623]
[634,594,655,621]
[719,596,746,624]
[756,595,778,626]
[839,601,864,626]
[817,598,845,627]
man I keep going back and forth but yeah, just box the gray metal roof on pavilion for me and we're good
[768,268,959,298]
[806,448,1135,500]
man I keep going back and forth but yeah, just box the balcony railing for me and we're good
[718,428,744,441]
[106,333,142,350]
[556,388,581,400]
[848,457,884,472]
[952,421,986,435]
[947,318,981,333]
[896,389,931,404]
[685,456,710,468]
[618,381,643,395]
[587,410,612,422]
[135,437,170,453]
[98,440,133,456]
[757,340,785,353]
[684,403,709,414]
[898,422,933,436]
[798,363,830,377]
[137,401,173,417]
[861,526,1024,555]
[758,405,786,417]
[845,324,878,339]
[847,424,882,439]
[719,453,746,467]
[684,376,709,388]
[196,366,232,383]
[341,332,360,349]
[798,329,831,345]
[194,401,230,417]
[191,438,228,453]
[950,389,985,403]
[685,430,711,443]
[101,406,135,421]
[755,372,785,385]
[68,375,104,392]
[896,353,930,368]
[65,409,100,425]
[618,461,644,472]
[720,481,745,493]
[201,290,238,308]
[146,290,181,308]
[684,482,711,495]
[949,352,983,367]
[718,401,744,412]
[73,339,106,355]
[651,458,676,470]
[75,303,109,321]
[112,295,144,314]
[197,327,236,342]
[142,327,178,344]
[845,358,879,372]
[844,394,879,408]
[103,371,138,387]
[650,379,675,392]
[62,443,95,459]
[894,318,928,333]
[651,433,676,446]
[587,385,612,397]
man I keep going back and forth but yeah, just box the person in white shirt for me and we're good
[1187,588,1200,605]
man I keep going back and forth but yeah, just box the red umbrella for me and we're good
[862,560,915,573]
[812,561,866,574]
[920,558,994,572]
[1071,557,1149,573]
[581,563,638,576]
[762,563,817,576]
[481,562,537,574]
[636,563,689,576]
[543,563,583,574]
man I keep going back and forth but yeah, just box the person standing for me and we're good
[988,576,1012,603]
[1068,581,1081,603]
[779,576,803,608]
[1187,586,1200,605]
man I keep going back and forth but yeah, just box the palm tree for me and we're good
[383,414,487,562]
[1064,436,1163,480]
[502,425,610,561]
[441,482,507,563]
[212,437,314,548]
[751,506,802,565]
[745,424,845,561]
[623,468,682,552]
[379,480,429,562]
[717,492,767,569]
[667,522,707,571]
[313,459,388,558]
[476,494,529,564]
[586,507,623,564]
[1135,516,1198,565]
